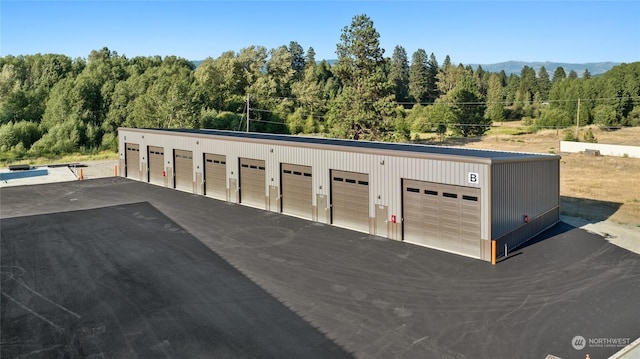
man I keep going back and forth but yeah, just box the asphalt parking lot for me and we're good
[2,177,639,358]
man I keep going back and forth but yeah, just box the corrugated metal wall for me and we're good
[491,159,560,253]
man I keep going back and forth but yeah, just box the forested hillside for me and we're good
[1,14,639,160]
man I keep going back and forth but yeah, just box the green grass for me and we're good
[1,151,118,167]
[485,125,534,136]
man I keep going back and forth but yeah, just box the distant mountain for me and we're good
[466,61,621,76]
[193,59,622,77]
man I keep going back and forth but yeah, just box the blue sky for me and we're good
[1,1,639,64]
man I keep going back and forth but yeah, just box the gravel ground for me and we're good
[78,159,119,180]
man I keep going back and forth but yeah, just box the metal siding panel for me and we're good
[491,159,560,242]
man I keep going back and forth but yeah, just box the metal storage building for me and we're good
[118,127,561,262]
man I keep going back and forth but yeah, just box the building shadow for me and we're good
[560,195,622,224]
[504,195,623,260]
[506,221,577,257]
[0,202,353,359]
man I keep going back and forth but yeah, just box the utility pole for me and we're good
[575,98,581,138]
[246,95,250,132]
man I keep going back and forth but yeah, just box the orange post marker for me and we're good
[114,165,118,176]
[79,168,83,181]
[491,240,496,265]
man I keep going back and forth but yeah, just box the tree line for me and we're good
[1,14,639,160]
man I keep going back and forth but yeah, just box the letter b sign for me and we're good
[468,172,479,184]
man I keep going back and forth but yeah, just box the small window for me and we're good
[304,173,312,177]
[424,190,438,196]
[206,159,213,163]
[443,192,457,199]
[407,187,419,193]
[221,161,226,165]
[463,195,478,202]
[346,179,356,184]
[293,171,302,176]
[241,164,249,168]
[333,177,343,182]
[250,165,257,169]
[258,166,265,170]
[283,170,292,174]
[358,180,368,186]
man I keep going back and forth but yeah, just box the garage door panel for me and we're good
[403,179,481,258]
[281,164,312,219]
[148,146,164,185]
[125,143,140,180]
[204,154,226,200]
[174,149,193,192]
[240,158,266,208]
[331,170,369,233]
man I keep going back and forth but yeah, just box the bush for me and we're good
[583,128,597,143]
[563,130,578,142]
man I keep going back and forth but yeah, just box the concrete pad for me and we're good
[0,166,77,187]
[2,178,639,358]
[561,215,640,255]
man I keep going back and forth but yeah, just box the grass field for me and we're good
[0,150,118,167]
[440,123,640,225]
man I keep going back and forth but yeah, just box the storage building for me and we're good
[118,128,561,262]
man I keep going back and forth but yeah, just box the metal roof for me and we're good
[120,128,560,164]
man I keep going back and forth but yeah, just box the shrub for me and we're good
[582,128,597,143]
[563,130,578,142]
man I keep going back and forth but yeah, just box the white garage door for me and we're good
[125,143,140,180]
[204,153,226,200]
[148,146,165,186]
[174,149,193,192]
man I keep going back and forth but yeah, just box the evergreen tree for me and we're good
[409,49,428,103]
[426,53,439,101]
[537,66,551,101]
[485,73,505,123]
[327,14,397,140]
[305,47,316,69]
[447,75,490,137]
[437,58,466,95]
[389,45,410,103]
[288,41,306,81]
[552,67,567,83]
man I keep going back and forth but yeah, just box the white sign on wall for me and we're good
[468,172,479,184]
